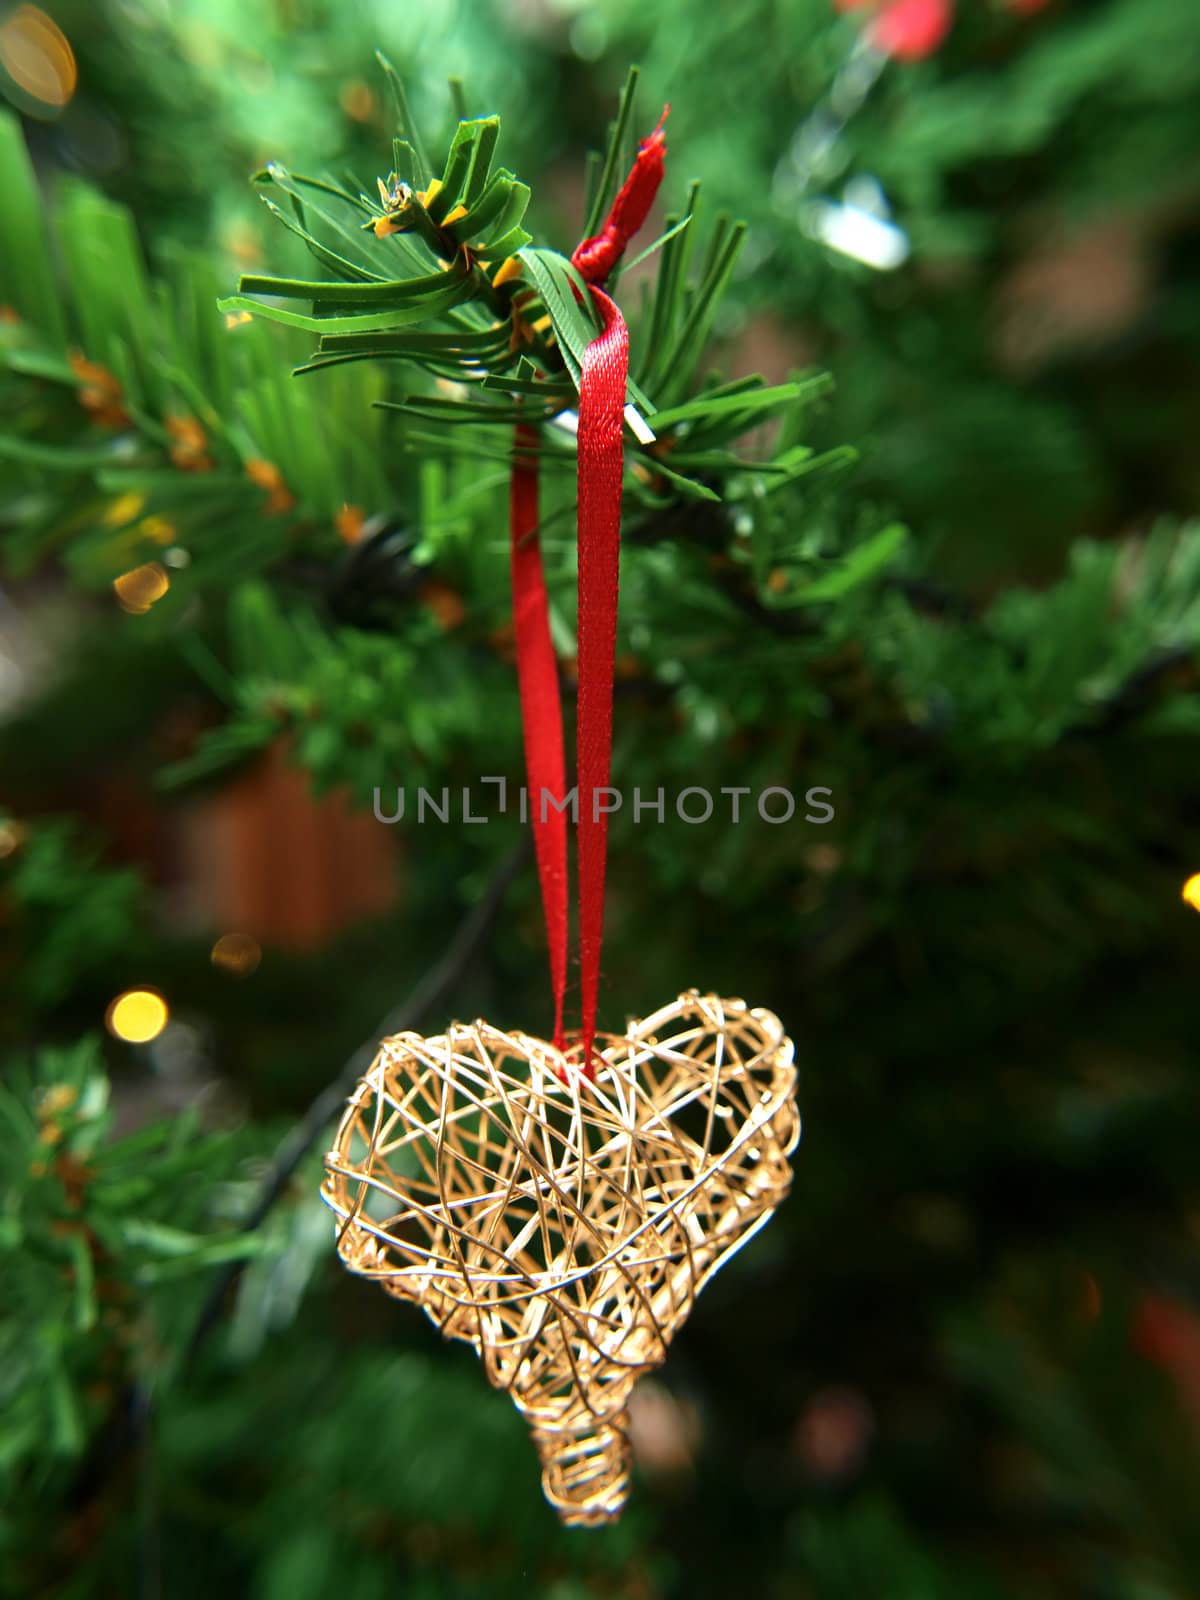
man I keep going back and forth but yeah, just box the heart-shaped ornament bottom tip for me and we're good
[322,991,799,1526]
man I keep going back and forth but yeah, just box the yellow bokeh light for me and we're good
[210,931,262,978]
[103,492,147,528]
[0,819,26,859]
[0,6,77,110]
[113,562,169,614]
[1182,874,1200,912]
[140,515,176,546]
[106,989,169,1044]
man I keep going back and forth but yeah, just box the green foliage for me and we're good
[153,1342,660,1600]
[160,577,521,797]
[874,522,1200,751]
[0,1038,265,1578]
[0,815,147,1018]
[0,110,389,594]
[791,1499,1006,1600]
[944,1263,1200,1598]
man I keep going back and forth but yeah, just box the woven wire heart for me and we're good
[322,990,799,1525]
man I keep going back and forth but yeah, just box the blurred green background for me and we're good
[2,1,1200,1596]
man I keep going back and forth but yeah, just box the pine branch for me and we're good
[0,94,850,596]
[0,111,391,588]
[226,70,832,508]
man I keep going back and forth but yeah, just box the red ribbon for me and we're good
[509,423,569,1050]
[573,286,628,1063]
[571,106,669,286]
[508,110,667,1071]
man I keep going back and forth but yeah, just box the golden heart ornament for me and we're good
[322,990,799,1525]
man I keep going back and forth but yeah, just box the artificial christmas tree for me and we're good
[3,3,1200,1597]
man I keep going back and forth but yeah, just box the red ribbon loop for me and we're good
[571,107,669,287]
[508,110,667,1073]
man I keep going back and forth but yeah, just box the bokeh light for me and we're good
[105,988,169,1044]
[1182,873,1200,912]
[113,561,169,614]
[338,78,376,122]
[210,931,262,977]
[0,819,26,859]
[0,6,77,112]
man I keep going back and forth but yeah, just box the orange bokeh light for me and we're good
[210,931,262,978]
[0,7,77,111]
[113,562,170,614]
